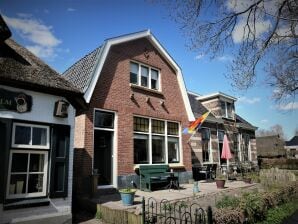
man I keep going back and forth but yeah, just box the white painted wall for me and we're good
[0,85,75,224]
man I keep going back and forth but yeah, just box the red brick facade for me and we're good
[74,38,192,193]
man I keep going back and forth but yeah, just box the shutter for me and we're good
[0,118,11,203]
[50,125,70,198]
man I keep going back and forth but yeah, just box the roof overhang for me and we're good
[84,30,195,121]
[197,92,237,102]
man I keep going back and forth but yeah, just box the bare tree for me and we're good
[256,124,285,139]
[157,0,298,104]
[295,127,298,136]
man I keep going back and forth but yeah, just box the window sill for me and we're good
[4,198,50,210]
[130,84,164,97]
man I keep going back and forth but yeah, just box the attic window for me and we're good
[130,62,160,91]
[221,101,234,119]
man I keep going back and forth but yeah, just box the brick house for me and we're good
[64,30,194,193]
[188,91,258,169]
[0,17,84,223]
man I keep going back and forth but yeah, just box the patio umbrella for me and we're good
[221,134,232,176]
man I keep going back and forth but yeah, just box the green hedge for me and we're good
[213,181,298,224]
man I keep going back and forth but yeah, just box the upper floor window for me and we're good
[220,101,234,119]
[130,62,160,90]
[12,123,50,149]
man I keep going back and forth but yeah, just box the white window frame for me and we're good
[133,116,180,165]
[221,101,234,119]
[6,150,48,199]
[130,61,161,91]
[93,108,117,188]
[12,123,50,149]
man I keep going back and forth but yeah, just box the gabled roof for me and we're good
[286,136,298,146]
[0,38,85,108]
[64,30,194,121]
[236,114,258,131]
[188,90,257,130]
[188,92,223,124]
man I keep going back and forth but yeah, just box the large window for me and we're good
[201,128,210,162]
[220,101,234,119]
[7,150,48,199]
[130,62,160,90]
[133,117,180,164]
[12,123,49,149]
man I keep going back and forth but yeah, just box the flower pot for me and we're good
[119,189,136,206]
[215,179,225,189]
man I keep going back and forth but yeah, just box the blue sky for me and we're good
[1,0,297,139]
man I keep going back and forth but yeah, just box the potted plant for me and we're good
[215,174,226,189]
[119,188,137,206]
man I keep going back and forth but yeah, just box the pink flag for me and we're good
[221,134,232,159]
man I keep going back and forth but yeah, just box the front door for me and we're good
[94,130,113,185]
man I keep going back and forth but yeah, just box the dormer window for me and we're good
[221,101,234,119]
[130,62,160,91]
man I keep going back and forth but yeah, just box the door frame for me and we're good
[93,108,118,188]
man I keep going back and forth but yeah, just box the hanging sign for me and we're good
[0,88,32,113]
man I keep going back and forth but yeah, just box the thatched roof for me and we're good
[0,38,85,109]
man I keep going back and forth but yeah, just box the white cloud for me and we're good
[195,53,204,60]
[238,96,260,104]
[232,19,271,43]
[3,14,61,59]
[260,119,268,123]
[67,8,76,12]
[276,102,298,111]
[216,55,233,62]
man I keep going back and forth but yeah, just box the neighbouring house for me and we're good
[285,136,298,158]
[64,30,195,194]
[0,16,84,223]
[188,91,258,168]
[256,135,286,158]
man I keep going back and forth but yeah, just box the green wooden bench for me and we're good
[139,165,171,191]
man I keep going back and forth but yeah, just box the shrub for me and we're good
[213,208,244,224]
[216,195,240,209]
[257,200,298,224]
[240,192,267,223]
[213,181,298,224]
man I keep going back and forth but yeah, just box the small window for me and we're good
[134,117,149,132]
[130,62,138,84]
[12,123,49,149]
[151,69,159,90]
[201,128,210,140]
[141,66,149,87]
[167,122,179,135]
[152,119,165,134]
[94,111,114,129]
